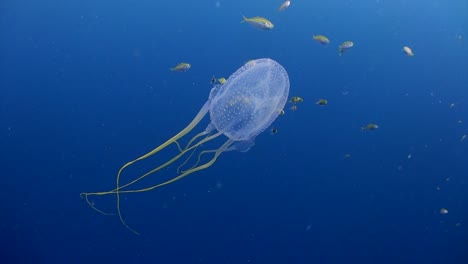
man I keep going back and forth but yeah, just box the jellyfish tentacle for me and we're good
[80,193,115,216]
[114,137,231,235]
[183,131,208,150]
[80,131,222,199]
[180,123,215,151]
[177,130,215,173]
[80,102,211,232]
[173,140,184,152]
[182,149,217,174]
[184,141,243,173]
[183,141,240,173]
[81,130,222,225]
[115,101,210,183]
[114,131,223,235]
[116,131,222,192]
[116,138,234,195]
[177,144,199,174]
[114,101,210,232]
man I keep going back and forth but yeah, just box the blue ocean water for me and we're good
[1,0,467,263]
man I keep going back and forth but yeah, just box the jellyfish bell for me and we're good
[210,58,289,143]
[81,58,290,234]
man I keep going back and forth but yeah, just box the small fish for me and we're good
[440,208,448,215]
[211,76,226,85]
[402,46,414,56]
[450,103,455,108]
[271,128,278,134]
[290,96,303,103]
[290,105,297,111]
[244,60,257,67]
[241,16,274,30]
[278,1,291,12]
[313,35,330,45]
[461,134,467,142]
[217,77,227,84]
[338,41,354,55]
[170,63,191,72]
[316,99,328,106]
[361,123,379,131]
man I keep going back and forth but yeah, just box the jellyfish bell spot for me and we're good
[80,58,290,235]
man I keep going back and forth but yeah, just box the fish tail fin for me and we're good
[240,15,247,23]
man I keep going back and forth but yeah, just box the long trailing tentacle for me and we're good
[177,144,199,174]
[80,132,221,198]
[81,131,223,235]
[183,130,210,150]
[116,131,222,194]
[182,149,217,174]
[115,138,234,195]
[177,130,214,173]
[80,101,212,234]
[173,140,183,152]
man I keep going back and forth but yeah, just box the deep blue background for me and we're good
[1,0,467,263]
